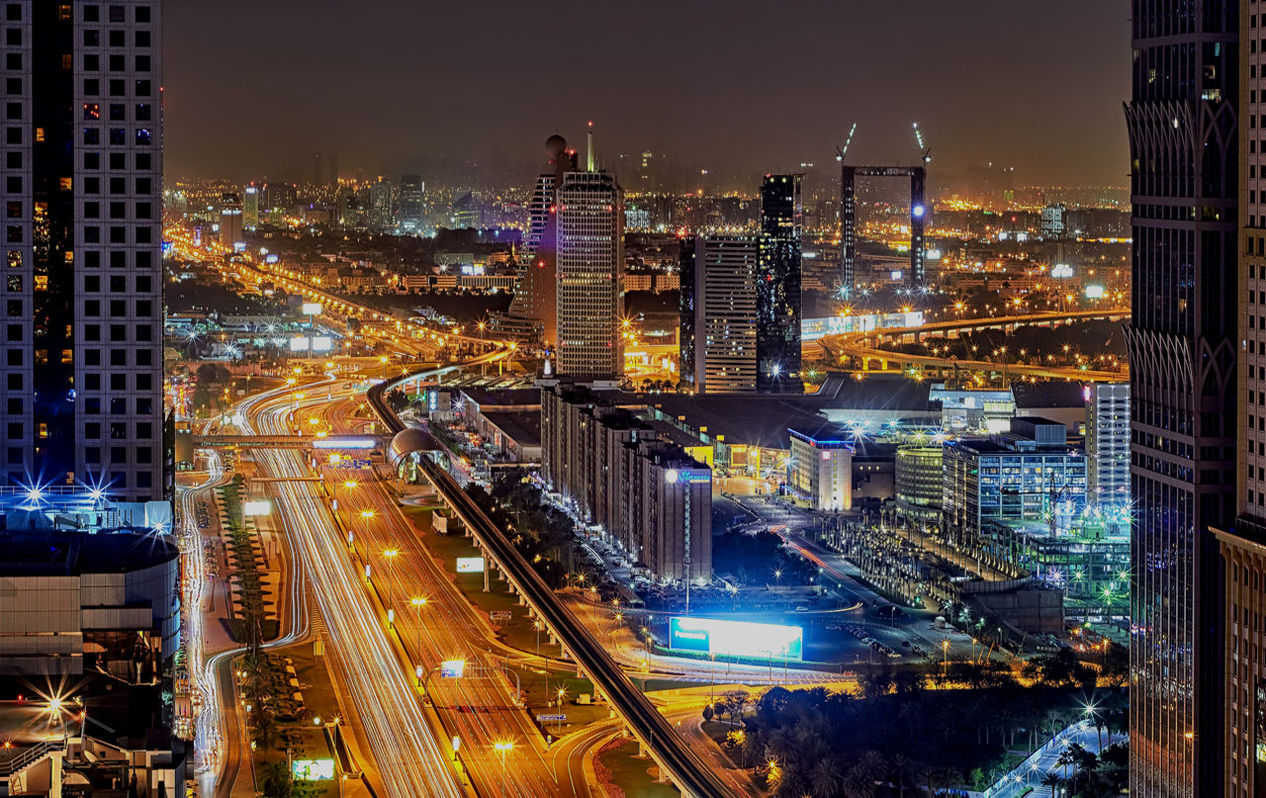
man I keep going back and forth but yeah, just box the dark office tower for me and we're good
[0,1,164,501]
[399,174,424,233]
[313,151,324,186]
[328,154,338,187]
[756,174,803,393]
[1125,2,1239,796]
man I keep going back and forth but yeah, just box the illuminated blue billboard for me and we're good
[668,617,803,661]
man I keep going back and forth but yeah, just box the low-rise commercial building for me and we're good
[788,426,853,511]
[895,445,944,526]
[983,508,1130,621]
[0,531,180,677]
[942,417,1087,549]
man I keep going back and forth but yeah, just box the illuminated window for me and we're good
[38,422,47,439]
[5,250,18,268]
[59,177,71,192]
[33,275,47,292]
[34,127,44,142]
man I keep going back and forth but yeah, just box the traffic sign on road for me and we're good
[535,714,566,722]
[489,610,512,622]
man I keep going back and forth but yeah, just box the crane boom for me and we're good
[835,122,858,162]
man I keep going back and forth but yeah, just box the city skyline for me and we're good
[163,0,1131,187]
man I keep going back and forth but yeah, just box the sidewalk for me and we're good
[979,719,1124,798]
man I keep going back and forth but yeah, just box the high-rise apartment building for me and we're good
[679,235,759,393]
[1085,382,1129,508]
[540,385,711,582]
[1126,3,1239,795]
[756,174,802,392]
[398,173,423,233]
[556,169,623,380]
[0,0,164,502]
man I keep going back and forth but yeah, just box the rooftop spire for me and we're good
[587,120,595,172]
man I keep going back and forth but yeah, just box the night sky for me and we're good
[164,1,1130,187]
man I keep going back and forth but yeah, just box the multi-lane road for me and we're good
[236,382,467,797]
[368,371,734,798]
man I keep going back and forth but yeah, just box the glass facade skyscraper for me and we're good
[1125,2,1239,795]
[756,174,802,392]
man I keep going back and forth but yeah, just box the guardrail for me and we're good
[367,368,731,798]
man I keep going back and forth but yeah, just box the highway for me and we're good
[368,373,734,798]
[238,383,466,798]
[311,389,570,797]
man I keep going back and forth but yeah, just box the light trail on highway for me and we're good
[311,372,570,796]
[238,383,466,798]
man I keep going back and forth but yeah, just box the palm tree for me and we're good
[1040,772,1062,797]
[888,753,920,798]
[808,757,843,798]
[1056,746,1079,781]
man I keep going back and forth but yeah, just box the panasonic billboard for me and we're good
[668,616,804,661]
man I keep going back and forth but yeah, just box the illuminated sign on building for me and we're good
[456,557,485,573]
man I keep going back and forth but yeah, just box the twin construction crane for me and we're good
[836,122,931,296]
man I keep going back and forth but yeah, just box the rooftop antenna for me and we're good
[835,122,858,162]
[913,122,931,164]
[587,120,595,172]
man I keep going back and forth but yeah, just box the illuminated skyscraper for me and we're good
[756,174,803,392]
[556,169,623,379]
[679,236,759,393]
[0,0,165,501]
[243,184,260,230]
[1125,2,1238,795]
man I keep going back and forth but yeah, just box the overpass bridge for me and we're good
[192,434,387,450]
[367,353,731,798]
[815,307,1130,382]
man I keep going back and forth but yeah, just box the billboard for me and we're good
[292,759,335,780]
[301,302,323,315]
[456,556,485,573]
[243,500,272,516]
[668,616,803,661]
[289,337,310,352]
[440,659,466,678]
[312,438,375,449]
